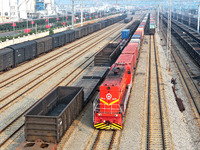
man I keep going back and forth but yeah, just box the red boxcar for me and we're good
[93,13,149,130]
[116,54,135,74]
[134,29,143,41]
[123,43,139,59]
[135,28,144,39]
[140,22,146,28]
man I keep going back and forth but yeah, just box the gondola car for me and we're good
[0,14,127,72]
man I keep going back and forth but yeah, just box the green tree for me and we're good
[49,29,54,35]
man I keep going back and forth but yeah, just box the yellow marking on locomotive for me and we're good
[112,123,122,128]
[99,99,109,105]
[100,99,119,106]
[99,78,127,106]
[94,123,122,130]
[95,124,106,129]
[108,99,119,105]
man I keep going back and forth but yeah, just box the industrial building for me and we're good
[0,0,55,23]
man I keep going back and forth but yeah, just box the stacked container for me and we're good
[149,14,155,34]
[121,29,130,39]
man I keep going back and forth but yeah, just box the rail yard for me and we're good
[0,5,200,150]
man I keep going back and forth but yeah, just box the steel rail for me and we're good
[161,25,200,115]
[153,35,166,149]
[0,24,123,148]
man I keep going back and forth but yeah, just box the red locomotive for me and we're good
[93,13,149,130]
[93,57,134,130]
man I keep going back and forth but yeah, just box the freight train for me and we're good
[0,14,127,72]
[149,14,155,34]
[17,17,144,149]
[93,13,149,130]
[124,17,133,23]
[16,14,148,149]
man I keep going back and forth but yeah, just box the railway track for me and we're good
[161,25,200,116]
[0,20,130,149]
[144,35,171,149]
[92,130,116,150]
[84,130,117,150]
[0,23,125,112]
[56,34,124,150]
[0,23,119,87]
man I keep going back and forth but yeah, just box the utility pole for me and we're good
[181,0,183,23]
[72,0,74,29]
[189,14,191,26]
[197,1,200,33]
[81,0,83,26]
[1,0,3,23]
[48,17,50,32]
[26,1,28,31]
[157,4,159,32]
[36,23,37,34]
[161,3,163,32]
[167,0,171,71]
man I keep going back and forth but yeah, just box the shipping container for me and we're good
[0,48,14,71]
[123,43,139,59]
[122,29,130,39]
[140,22,146,26]
[150,25,155,28]
[25,86,84,143]
[135,28,144,38]
[134,30,143,40]
[115,54,135,71]
[130,39,141,50]
[132,35,141,40]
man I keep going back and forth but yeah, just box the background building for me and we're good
[18,0,35,20]
[0,0,55,23]
[0,0,18,23]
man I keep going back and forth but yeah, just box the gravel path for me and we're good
[118,36,149,150]
[156,30,199,150]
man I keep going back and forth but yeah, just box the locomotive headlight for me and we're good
[103,120,106,122]
[98,114,101,116]
[115,114,118,117]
